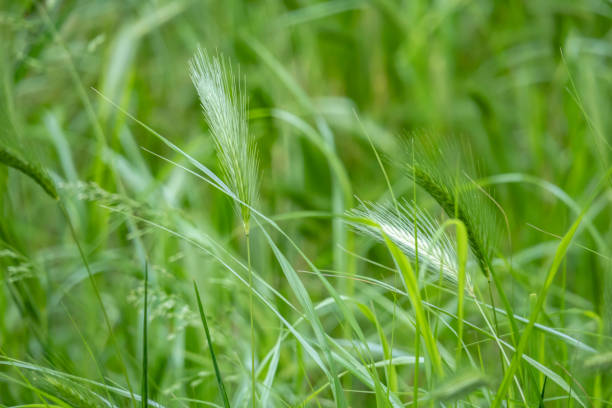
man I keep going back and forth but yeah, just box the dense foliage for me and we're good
[1,1,611,407]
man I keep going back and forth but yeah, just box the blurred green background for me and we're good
[1,0,611,406]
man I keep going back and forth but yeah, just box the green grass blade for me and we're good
[62,304,114,404]
[382,234,444,377]
[354,110,398,213]
[58,201,136,403]
[443,219,468,365]
[258,223,348,407]
[538,377,547,408]
[356,303,398,394]
[141,263,148,408]
[491,213,584,407]
[260,333,282,407]
[0,357,164,407]
[193,281,231,408]
[270,109,352,205]
[244,36,353,297]
[479,173,606,255]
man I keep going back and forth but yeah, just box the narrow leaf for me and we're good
[492,213,583,407]
[383,235,444,376]
[193,281,231,408]
[141,263,148,408]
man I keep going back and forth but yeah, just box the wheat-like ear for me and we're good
[348,199,471,292]
[1,59,58,200]
[404,134,496,277]
[189,47,259,231]
[0,146,58,199]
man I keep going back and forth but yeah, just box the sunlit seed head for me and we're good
[348,200,472,292]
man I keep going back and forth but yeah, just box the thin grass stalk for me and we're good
[356,111,398,214]
[445,220,468,365]
[38,4,108,185]
[0,347,49,407]
[246,230,256,407]
[142,263,148,408]
[411,142,421,408]
[58,200,136,405]
[189,48,260,405]
[471,284,527,405]
[62,303,114,404]
[243,36,353,287]
[492,213,584,407]
[193,281,231,408]
[39,4,152,273]
[383,234,444,377]
[357,110,399,400]
[360,304,398,394]
[107,129,349,405]
[486,271,508,403]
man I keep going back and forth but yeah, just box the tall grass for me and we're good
[1,1,611,407]
[190,48,260,406]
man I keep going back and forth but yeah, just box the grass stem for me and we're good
[246,229,257,407]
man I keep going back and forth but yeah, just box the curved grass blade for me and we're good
[257,220,348,407]
[356,303,398,394]
[383,234,444,376]
[443,219,468,364]
[193,281,231,408]
[0,357,165,407]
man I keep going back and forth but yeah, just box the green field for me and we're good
[1,1,611,406]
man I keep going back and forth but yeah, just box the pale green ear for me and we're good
[189,47,260,228]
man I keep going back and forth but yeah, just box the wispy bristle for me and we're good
[404,133,498,277]
[189,47,259,229]
[348,200,471,291]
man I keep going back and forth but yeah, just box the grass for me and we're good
[1,0,611,407]
[189,48,260,406]
[193,280,230,408]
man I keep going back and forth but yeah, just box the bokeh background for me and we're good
[1,0,611,406]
